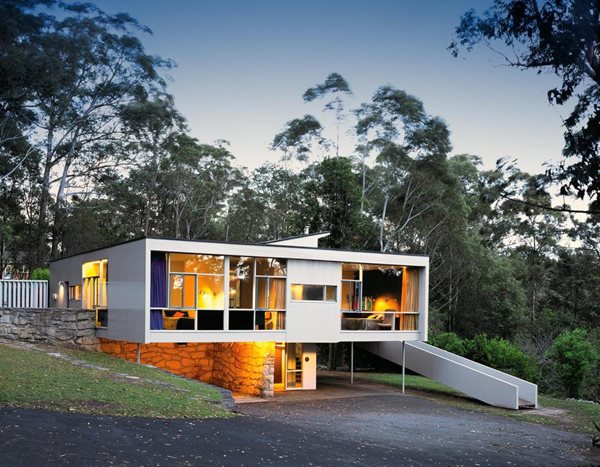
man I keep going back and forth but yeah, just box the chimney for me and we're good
[304,225,310,235]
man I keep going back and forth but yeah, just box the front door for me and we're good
[285,343,303,389]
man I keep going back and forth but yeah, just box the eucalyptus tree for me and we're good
[450,0,600,209]
[270,115,326,162]
[303,72,352,157]
[355,85,453,252]
[299,157,364,249]
[119,96,185,236]
[161,138,239,239]
[493,169,565,322]
[2,1,172,263]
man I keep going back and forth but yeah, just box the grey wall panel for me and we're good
[50,239,147,343]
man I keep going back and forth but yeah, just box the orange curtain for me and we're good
[400,268,420,330]
[270,278,286,310]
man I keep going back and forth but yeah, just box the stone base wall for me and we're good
[99,338,275,397]
[212,342,275,397]
[0,308,97,350]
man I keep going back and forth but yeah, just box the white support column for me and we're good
[402,340,406,394]
[350,341,354,384]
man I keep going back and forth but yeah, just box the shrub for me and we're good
[465,334,539,382]
[429,332,466,356]
[547,328,598,398]
[30,268,49,281]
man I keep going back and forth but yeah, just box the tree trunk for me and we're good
[36,127,54,266]
[361,153,366,213]
[379,194,389,252]
[51,146,76,257]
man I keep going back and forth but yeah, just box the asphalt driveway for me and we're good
[0,382,596,466]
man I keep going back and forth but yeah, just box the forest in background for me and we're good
[1,0,598,401]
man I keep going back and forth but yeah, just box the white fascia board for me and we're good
[146,238,428,268]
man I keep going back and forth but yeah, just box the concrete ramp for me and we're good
[360,341,537,410]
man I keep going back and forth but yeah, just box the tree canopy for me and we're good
[450,0,600,209]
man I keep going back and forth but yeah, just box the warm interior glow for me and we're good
[197,275,224,309]
[373,295,400,312]
[81,259,107,309]
[290,284,303,300]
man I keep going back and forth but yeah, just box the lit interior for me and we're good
[81,259,107,309]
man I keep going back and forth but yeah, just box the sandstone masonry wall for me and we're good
[99,339,275,397]
[99,339,214,383]
[211,342,275,397]
[0,308,97,350]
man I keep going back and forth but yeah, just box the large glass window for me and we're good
[256,277,286,310]
[169,274,196,309]
[197,275,224,309]
[255,258,287,330]
[162,254,286,332]
[167,254,225,330]
[341,263,420,331]
[82,259,108,328]
[341,263,361,311]
[362,264,403,312]
[229,256,254,309]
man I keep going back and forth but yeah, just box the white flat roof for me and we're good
[147,238,428,267]
[51,236,429,268]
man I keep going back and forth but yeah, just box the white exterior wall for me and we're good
[286,260,340,343]
[50,239,147,342]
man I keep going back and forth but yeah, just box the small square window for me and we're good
[68,284,81,301]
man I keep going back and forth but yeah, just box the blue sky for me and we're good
[95,0,565,174]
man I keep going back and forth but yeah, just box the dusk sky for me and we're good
[96,0,565,174]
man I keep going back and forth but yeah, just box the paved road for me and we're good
[1,391,595,467]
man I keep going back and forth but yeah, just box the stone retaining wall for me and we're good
[0,308,98,350]
[99,339,275,397]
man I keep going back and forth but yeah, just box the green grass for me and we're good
[0,343,233,419]
[357,372,600,435]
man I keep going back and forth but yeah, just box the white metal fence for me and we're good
[0,280,48,308]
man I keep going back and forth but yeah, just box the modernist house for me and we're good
[50,233,537,409]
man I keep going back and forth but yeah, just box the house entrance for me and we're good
[286,343,304,389]
[274,343,307,391]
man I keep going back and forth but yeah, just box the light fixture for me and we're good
[52,293,58,300]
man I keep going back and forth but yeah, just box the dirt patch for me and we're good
[528,407,573,421]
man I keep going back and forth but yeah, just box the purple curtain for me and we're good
[150,252,167,330]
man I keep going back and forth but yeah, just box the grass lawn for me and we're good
[0,342,233,419]
[357,372,600,435]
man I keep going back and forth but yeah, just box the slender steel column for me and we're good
[402,341,406,394]
[350,342,354,384]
